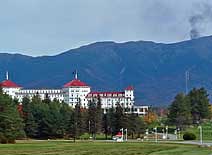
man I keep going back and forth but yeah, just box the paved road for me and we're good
[111,139,212,147]
[173,141,212,146]
[104,133,212,147]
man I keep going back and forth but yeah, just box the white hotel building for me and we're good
[0,72,148,115]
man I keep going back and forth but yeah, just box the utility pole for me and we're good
[6,71,9,80]
[120,128,124,141]
[177,128,180,140]
[154,127,158,143]
[145,129,149,141]
[125,128,128,141]
[88,120,91,138]
[198,126,203,145]
[185,71,189,94]
[175,129,177,140]
[166,126,168,140]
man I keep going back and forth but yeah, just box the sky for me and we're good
[0,0,212,56]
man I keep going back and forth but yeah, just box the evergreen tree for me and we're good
[22,97,38,138]
[134,116,146,138]
[168,93,192,128]
[21,95,76,139]
[188,88,211,123]
[102,113,109,139]
[95,96,102,134]
[43,93,51,104]
[114,103,126,134]
[127,113,146,139]
[127,113,137,139]
[88,99,97,139]
[30,95,51,138]
[47,100,64,138]
[67,109,76,141]
[60,102,74,138]
[81,108,88,134]
[107,106,116,137]
[72,100,83,141]
[0,88,25,143]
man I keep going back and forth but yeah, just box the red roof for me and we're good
[64,79,89,87]
[0,80,21,88]
[116,132,122,137]
[86,91,125,98]
[125,86,134,91]
[88,92,124,95]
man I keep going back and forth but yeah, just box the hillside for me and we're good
[1,36,212,105]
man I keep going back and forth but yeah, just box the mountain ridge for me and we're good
[1,36,212,105]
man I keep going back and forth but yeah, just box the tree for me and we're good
[134,117,146,138]
[102,113,109,139]
[125,109,146,139]
[43,93,51,104]
[24,95,75,139]
[188,88,211,123]
[0,88,25,143]
[168,93,192,128]
[67,109,75,140]
[88,99,97,139]
[209,104,212,119]
[22,97,38,138]
[72,100,83,141]
[95,96,102,134]
[114,103,127,134]
[60,102,74,138]
[107,106,116,137]
[143,111,158,126]
[29,95,47,138]
[46,100,64,138]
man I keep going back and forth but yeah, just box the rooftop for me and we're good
[0,80,21,88]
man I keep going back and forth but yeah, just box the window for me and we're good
[139,108,143,112]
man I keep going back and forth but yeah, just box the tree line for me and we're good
[168,87,211,128]
[1,87,211,144]
[0,89,146,143]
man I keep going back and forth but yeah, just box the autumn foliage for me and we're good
[144,111,157,124]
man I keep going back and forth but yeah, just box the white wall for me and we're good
[63,86,91,108]
[16,89,64,103]
[2,87,21,99]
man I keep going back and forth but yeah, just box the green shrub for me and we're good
[80,133,90,139]
[183,132,196,140]
[0,134,7,144]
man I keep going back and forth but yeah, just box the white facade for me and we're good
[2,87,21,99]
[0,72,22,99]
[86,88,134,112]
[132,105,149,115]
[16,89,64,103]
[63,86,91,108]
[0,72,148,115]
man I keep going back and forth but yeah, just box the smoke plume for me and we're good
[189,2,212,39]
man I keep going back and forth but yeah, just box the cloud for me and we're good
[0,0,211,56]
[189,1,212,39]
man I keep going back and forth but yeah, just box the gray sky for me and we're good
[0,0,212,56]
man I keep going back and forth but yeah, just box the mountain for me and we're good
[1,36,212,106]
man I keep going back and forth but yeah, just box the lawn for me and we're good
[0,140,211,155]
[185,122,212,140]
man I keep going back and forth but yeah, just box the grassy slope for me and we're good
[0,140,211,155]
[185,122,212,140]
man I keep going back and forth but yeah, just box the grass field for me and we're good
[185,122,212,140]
[0,140,211,155]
